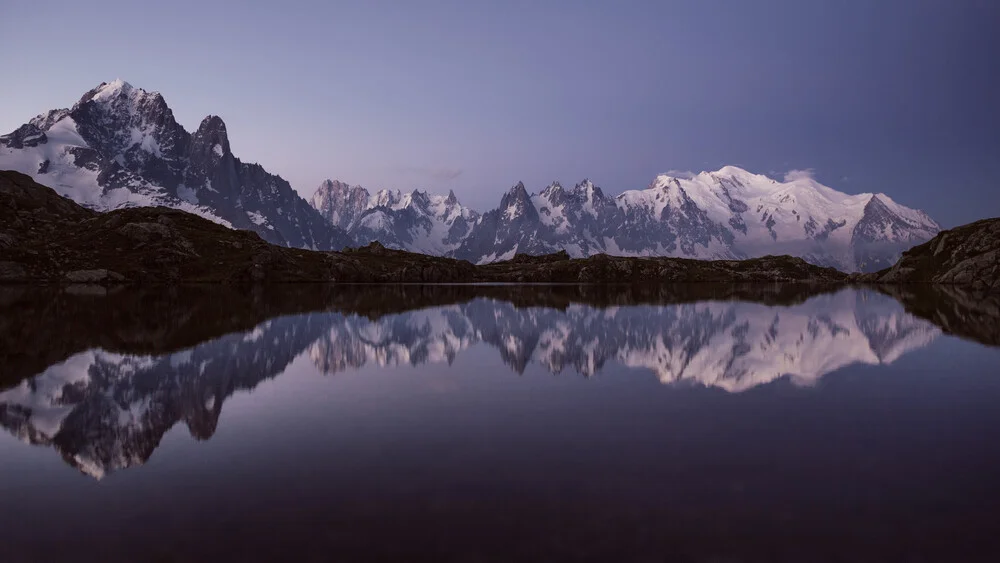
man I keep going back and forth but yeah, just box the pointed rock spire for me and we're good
[192,115,230,156]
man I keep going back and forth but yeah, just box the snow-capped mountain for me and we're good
[0,80,353,250]
[310,179,479,254]
[0,289,939,478]
[451,168,940,271]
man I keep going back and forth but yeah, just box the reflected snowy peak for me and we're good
[306,290,938,390]
[0,288,946,478]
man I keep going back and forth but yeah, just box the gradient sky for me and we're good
[2,0,998,226]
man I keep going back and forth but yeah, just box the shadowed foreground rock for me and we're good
[860,218,1000,291]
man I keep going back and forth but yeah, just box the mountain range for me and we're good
[311,171,941,271]
[1,289,939,478]
[1,80,941,271]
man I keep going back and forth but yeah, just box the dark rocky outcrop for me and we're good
[859,218,1000,291]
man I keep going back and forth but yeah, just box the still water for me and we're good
[1,285,998,562]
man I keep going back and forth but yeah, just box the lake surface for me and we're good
[1,285,999,562]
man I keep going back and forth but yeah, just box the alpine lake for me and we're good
[1,283,998,562]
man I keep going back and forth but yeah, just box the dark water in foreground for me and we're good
[1,285,999,562]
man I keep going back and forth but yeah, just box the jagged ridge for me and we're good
[310,169,940,272]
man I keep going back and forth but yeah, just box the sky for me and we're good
[1,0,998,226]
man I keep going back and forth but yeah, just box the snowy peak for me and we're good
[506,181,529,198]
[401,188,431,211]
[308,179,480,253]
[706,165,767,184]
[573,178,598,196]
[78,79,140,107]
[499,181,536,220]
[74,79,173,132]
[372,188,402,208]
[851,193,941,271]
[309,179,371,230]
[540,181,563,196]
[865,193,939,235]
[0,80,354,251]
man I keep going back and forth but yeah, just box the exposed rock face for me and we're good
[862,218,1000,291]
[309,179,371,230]
[0,80,353,251]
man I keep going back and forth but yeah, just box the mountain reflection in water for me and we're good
[0,284,998,562]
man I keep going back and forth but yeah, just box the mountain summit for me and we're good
[0,80,353,250]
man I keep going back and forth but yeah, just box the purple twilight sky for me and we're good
[1,0,998,226]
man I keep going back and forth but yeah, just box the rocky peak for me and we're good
[192,115,230,156]
[74,79,134,107]
[573,178,606,201]
[540,181,563,196]
[372,189,402,208]
[313,180,369,205]
[27,109,70,132]
[445,189,459,206]
[499,181,538,222]
[506,181,529,199]
[501,181,530,206]
[406,189,431,210]
[67,80,180,159]
[74,80,171,128]
[319,179,356,193]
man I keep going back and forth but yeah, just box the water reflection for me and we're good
[0,284,984,479]
[1,284,1000,562]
